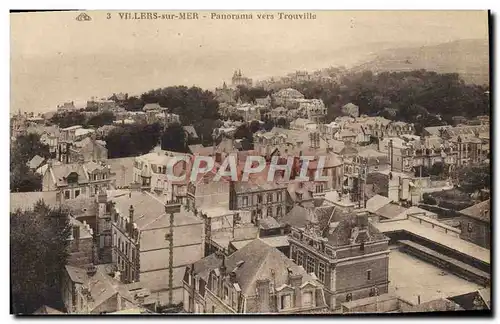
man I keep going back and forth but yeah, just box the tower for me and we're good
[164,199,181,306]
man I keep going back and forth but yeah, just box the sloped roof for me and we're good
[365,195,392,214]
[111,191,201,231]
[279,205,310,228]
[259,216,281,230]
[143,103,163,111]
[183,126,199,139]
[28,155,45,169]
[49,163,89,187]
[220,239,317,296]
[325,217,387,246]
[402,298,463,313]
[375,203,408,220]
[342,103,359,110]
[33,305,64,314]
[459,200,490,223]
[107,157,136,188]
[65,264,136,313]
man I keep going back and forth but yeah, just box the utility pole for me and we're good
[165,199,181,307]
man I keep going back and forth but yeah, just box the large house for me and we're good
[182,239,329,314]
[61,264,139,314]
[100,191,204,307]
[288,211,390,310]
[42,160,112,200]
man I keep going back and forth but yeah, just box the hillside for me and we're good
[351,39,489,85]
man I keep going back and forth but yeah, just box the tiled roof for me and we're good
[259,217,281,229]
[365,195,392,214]
[279,205,310,228]
[375,203,408,220]
[111,191,201,231]
[65,264,136,312]
[28,155,45,169]
[459,199,490,223]
[325,217,387,246]
[222,239,317,296]
[49,163,89,187]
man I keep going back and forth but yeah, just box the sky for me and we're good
[10,10,489,113]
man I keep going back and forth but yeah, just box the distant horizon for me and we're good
[11,11,489,113]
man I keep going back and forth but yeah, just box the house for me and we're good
[60,125,83,143]
[183,125,199,140]
[341,103,359,118]
[182,239,328,314]
[67,216,95,268]
[101,191,204,307]
[132,151,191,199]
[229,179,289,224]
[272,88,305,108]
[142,103,165,112]
[27,155,45,171]
[288,212,390,310]
[68,137,108,163]
[57,101,77,113]
[458,200,490,249]
[41,160,112,200]
[61,264,139,314]
[290,118,316,131]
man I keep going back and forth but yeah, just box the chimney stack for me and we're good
[129,205,135,229]
[86,264,97,277]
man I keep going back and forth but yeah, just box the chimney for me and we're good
[220,252,227,277]
[256,279,271,313]
[86,264,97,277]
[229,271,237,283]
[129,205,134,227]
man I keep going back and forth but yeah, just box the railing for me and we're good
[407,213,461,237]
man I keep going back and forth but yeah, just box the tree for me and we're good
[249,120,261,133]
[161,123,188,153]
[10,134,50,192]
[234,124,253,142]
[453,163,490,193]
[105,123,162,158]
[86,111,116,128]
[49,112,86,129]
[11,201,70,314]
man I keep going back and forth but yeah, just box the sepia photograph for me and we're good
[9,10,491,315]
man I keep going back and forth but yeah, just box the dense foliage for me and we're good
[105,122,163,158]
[452,163,490,194]
[161,123,188,153]
[247,70,489,135]
[10,134,51,192]
[49,111,115,129]
[11,201,70,314]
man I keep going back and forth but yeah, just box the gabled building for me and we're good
[68,137,108,163]
[42,160,112,200]
[61,264,139,314]
[182,239,328,314]
[288,211,390,310]
[99,191,204,307]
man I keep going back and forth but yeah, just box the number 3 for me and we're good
[107,13,111,19]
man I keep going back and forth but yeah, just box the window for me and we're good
[242,196,248,207]
[267,207,273,217]
[346,293,352,302]
[280,294,292,310]
[75,189,80,198]
[360,242,365,252]
[315,184,324,193]
[318,263,325,282]
[297,251,303,266]
[277,206,282,217]
[257,194,263,204]
[468,222,473,232]
[277,192,282,202]
[267,193,273,203]
[367,269,372,281]
[302,291,313,307]
[291,247,297,262]
[64,190,70,199]
[223,286,229,302]
[306,256,315,274]
[212,306,215,313]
